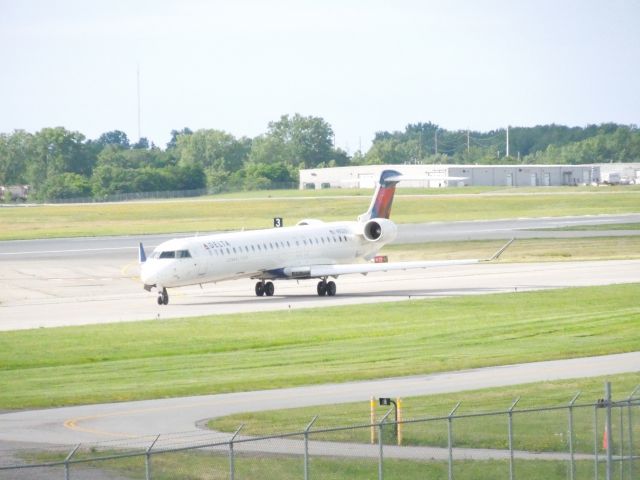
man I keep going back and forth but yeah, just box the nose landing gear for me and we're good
[157,288,169,305]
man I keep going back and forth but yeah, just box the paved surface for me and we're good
[2,256,640,331]
[395,213,640,242]
[1,214,640,331]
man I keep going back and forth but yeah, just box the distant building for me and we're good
[0,185,30,201]
[596,163,640,184]
[299,163,640,189]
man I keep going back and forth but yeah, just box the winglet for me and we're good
[138,242,147,264]
[485,238,514,262]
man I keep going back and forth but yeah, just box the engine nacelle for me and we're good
[362,218,398,243]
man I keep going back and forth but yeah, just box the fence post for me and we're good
[619,403,624,480]
[568,392,581,480]
[628,385,639,480]
[605,382,613,480]
[378,408,393,480]
[145,434,160,480]
[64,444,80,480]
[594,404,599,480]
[304,416,318,480]
[508,397,520,480]
[447,402,461,480]
[229,424,243,480]
[396,397,403,446]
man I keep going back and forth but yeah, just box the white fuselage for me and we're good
[140,221,388,290]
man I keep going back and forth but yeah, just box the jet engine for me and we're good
[362,218,398,243]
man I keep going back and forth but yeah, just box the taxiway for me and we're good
[1,214,639,331]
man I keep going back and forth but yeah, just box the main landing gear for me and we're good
[255,281,275,297]
[253,279,337,297]
[317,279,336,297]
[157,287,169,305]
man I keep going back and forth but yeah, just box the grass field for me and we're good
[24,450,607,480]
[22,373,639,479]
[1,188,639,240]
[0,283,638,410]
[207,372,640,454]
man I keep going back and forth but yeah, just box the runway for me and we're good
[1,214,639,331]
[395,213,640,242]
[2,256,640,331]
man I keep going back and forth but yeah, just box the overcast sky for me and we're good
[1,0,639,152]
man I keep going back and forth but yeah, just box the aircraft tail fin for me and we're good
[358,170,402,222]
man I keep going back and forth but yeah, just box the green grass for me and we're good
[21,450,606,480]
[0,284,638,410]
[208,372,640,454]
[1,189,639,240]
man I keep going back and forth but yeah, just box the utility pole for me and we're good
[434,129,438,155]
[137,65,142,141]
[506,125,510,158]
[605,382,613,480]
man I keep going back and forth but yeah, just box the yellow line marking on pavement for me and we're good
[121,261,141,281]
[62,382,398,438]
[62,377,435,439]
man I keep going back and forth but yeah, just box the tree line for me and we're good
[1,115,638,201]
[362,122,640,165]
[0,114,348,201]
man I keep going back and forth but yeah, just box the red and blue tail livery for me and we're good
[358,170,402,222]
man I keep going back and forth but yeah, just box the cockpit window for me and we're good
[157,250,191,259]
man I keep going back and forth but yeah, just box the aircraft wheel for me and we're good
[265,281,275,296]
[326,281,337,296]
[255,281,265,297]
[157,295,163,305]
[161,288,169,305]
[317,281,327,296]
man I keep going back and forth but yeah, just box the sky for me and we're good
[1,0,639,153]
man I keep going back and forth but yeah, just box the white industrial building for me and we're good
[299,163,640,189]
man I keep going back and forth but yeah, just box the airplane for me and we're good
[139,170,512,305]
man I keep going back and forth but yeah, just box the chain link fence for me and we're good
[2,382,638,479]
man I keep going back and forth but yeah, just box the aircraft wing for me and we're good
[309,239,514,277]
[259,239,513,280]
[308,258,480,277]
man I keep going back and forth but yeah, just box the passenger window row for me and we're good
[212,235,351,256]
